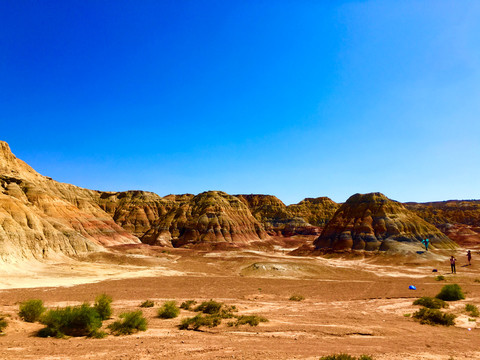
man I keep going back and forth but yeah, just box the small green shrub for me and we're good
[319,355,373,360]
[0,315,8,332]
[403,313,411,317]
[233,315,268,326]
[435,275,445,281]
[180,300,197,311]
[436,284,465,301]
[289,294,305,301]
[108,311,147,336]
[179,314,221,330]
[219,305,237,319]
[38,303,103,338]
[140,300,154,308]
[19,299,46,322]
[194,300,223,314]
[413,307,456,326]
[469,318,476,322]
[474,279,480,283]
[158,301,180,319]
[413,297,448,309]
[94,294,113,320]
[465,304,479,317]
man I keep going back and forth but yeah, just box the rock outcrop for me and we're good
[235,194,295,234]
[406,200,480,246]
[288,197,339,227]
[235,194,338,235]
[314,192,457,251]
[0,141,139,263]
[4,140,475,261]
[98,191,268,247]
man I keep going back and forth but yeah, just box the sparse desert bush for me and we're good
[140,300,155,308]
[158,301,180,319]
[475,279,480,283]
[19,299,46,322]
[436,284,465,301]
[194,300,223,314]
[403,313,411,317]
[94,294,113,320]
[108,311,147,336]
[179,314,221,330]
[435,275,445,281]
[413,297,448,309]
[0,315,8,332]
[465,304,479,317]
[319,354,373,360]
[413,307,456,326]
[219,305,237,319]
[289,294,305,301]
[38,303,103,338]
[180,300,197,311]
[232,315,268,327]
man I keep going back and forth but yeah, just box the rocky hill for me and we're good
[234,194,296,234]
[98,190,268,247]
[3,140,478,263]
[0,141,139,263]
[288,197,339,227]
[235,194,338,235]
[314,192,457,251]
[406,200,480,246]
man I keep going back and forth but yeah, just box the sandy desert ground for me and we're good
[0,239,479,360]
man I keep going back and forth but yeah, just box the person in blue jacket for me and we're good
[421,238,429,251]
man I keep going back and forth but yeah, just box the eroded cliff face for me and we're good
[0,141,139,262]
[98,191,268,247]
[406,200,480,246]
[288,197,339,227]
[234,194,338,235]
[314,192,457,251]
[235,194,295,234]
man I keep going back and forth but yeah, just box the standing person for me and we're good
[425,238,429,251]
[467,250,472,266]
[450,255,456,274]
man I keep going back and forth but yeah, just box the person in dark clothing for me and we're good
[450,256,456,274]
[467,250,472,266]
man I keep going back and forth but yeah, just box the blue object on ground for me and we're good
[409,285,417,290]
[432,269,438,272]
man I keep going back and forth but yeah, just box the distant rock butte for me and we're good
[314,192,457,251]
[0,141,139,262]
[235,194,338,235]
[288,197,339,227]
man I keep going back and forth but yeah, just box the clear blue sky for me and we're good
[1,0,479,204]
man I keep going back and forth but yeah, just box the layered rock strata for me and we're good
[0,141,139,262]
[314,192,457,251]
[406,200,480,246]
[288,197,339,227]
[235,194,338,235]
[98,191,268,247]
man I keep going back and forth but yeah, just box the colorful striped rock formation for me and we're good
[0,141,139,263]
[314,192,457,251]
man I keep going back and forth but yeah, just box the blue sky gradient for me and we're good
[1,0,479,204]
